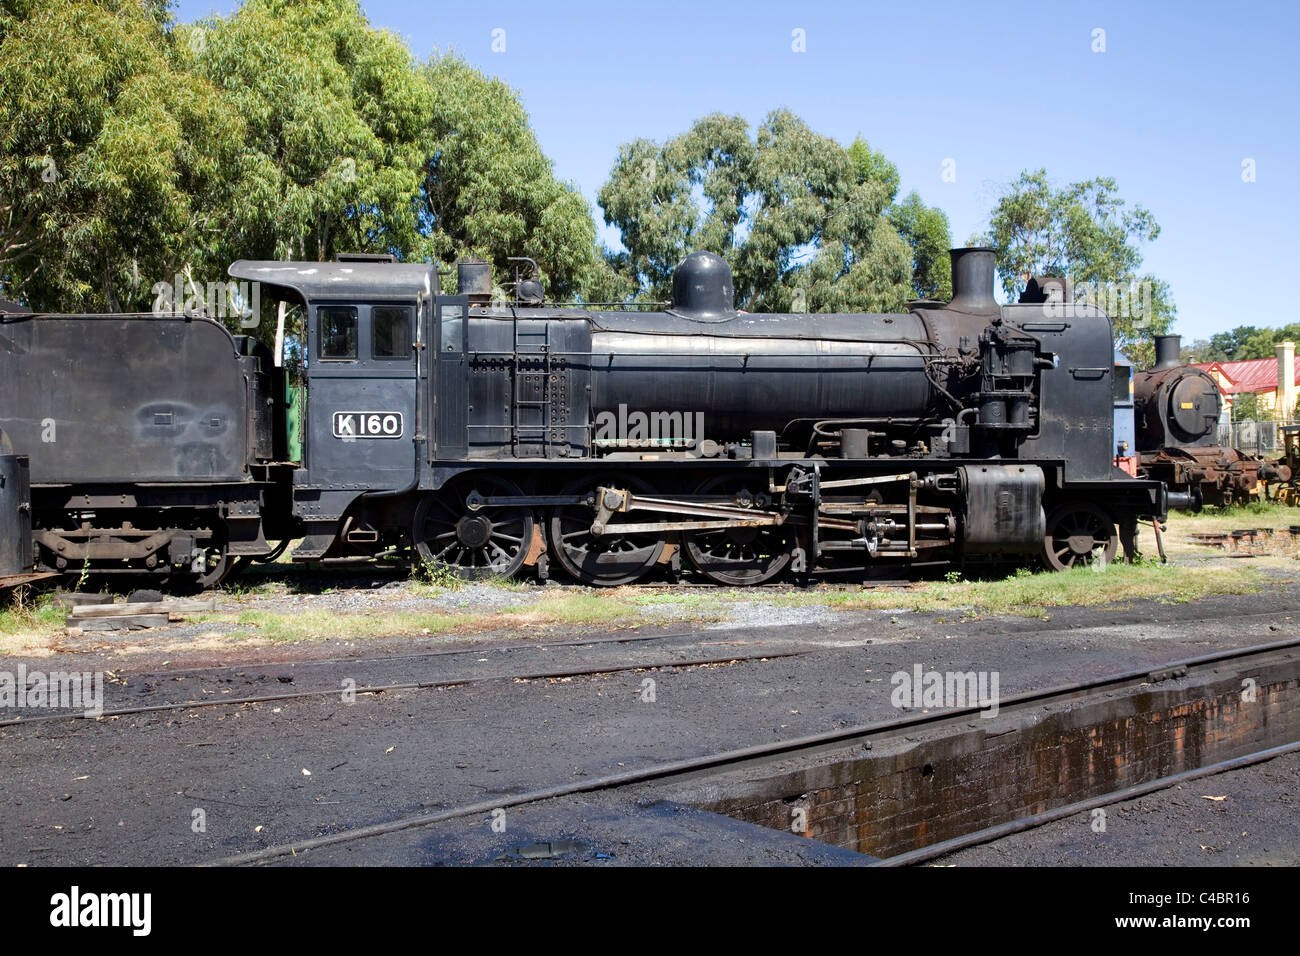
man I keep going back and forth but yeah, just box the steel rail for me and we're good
[0,650,806,729]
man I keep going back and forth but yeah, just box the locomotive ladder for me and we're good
[510,316,553,457]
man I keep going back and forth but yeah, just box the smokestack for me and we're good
[948,248,998,314]
[1153,334,1182,370]
[1278,341,1296,420]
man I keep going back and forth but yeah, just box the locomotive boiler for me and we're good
[0,247,1185,589]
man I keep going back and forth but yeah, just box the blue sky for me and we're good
[176,0,1299,341]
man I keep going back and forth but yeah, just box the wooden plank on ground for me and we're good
[69,599,216,619]
[68,613,170,631]
[51,592,116,610]
[0,571,59,590]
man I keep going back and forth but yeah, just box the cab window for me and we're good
[319,307,358,360]
[373,306,413,360]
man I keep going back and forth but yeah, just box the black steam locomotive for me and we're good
[1133,334,1289,507]
[0,248,1187,590]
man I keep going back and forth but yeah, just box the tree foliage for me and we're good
[889,191,952,300]
[979,169,1175,362]
[0,0,614,316]
[0,0,244,311]
[1183,324,1300,364]
[419,54,617,300]
[598,112,913,313]
[193,0,432,269]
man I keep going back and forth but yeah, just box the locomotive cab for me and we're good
[228,259,435,559]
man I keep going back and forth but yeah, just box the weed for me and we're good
[412,562,467,594]
[0,588,64,645]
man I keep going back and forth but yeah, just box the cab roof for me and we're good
[228,260,435,306]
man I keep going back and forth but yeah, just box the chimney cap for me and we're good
[947,247,998,314]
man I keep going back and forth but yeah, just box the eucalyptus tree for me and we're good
[599,110,913,313]
[980,168,1175,361]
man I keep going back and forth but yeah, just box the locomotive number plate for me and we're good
[333,411,404,439]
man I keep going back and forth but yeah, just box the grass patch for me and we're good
[406,563,531,597]
[500,591,637,627]
[628,590,746,609]
[226,608,481,642]
[410,562,468,595]
[215,576,288,599]
[1176,501,1297,524]
[0,589,65,647]
[213,590,636,642]
[761,561,1262,617]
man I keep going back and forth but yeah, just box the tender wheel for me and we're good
[413,476,533,580]
[548,473,665,586]
[1042,502,1118,571]
[683,475,795,586]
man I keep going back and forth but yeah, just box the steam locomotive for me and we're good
[0,247,1189,590]
[1132,334,1290,507]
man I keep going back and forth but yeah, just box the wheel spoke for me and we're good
[414,478,533,580]
[1044,504,1116,571]
[684,477,793,585]
[549,474,665,585]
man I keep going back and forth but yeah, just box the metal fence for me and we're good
[1217,420,1298,454]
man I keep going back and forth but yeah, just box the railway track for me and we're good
[205,637,1300,866]
[0,646,807,728]
[9,598,1294,727]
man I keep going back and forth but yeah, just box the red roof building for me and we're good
[1194,343,1298,419]
[1192,357,1300,394]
